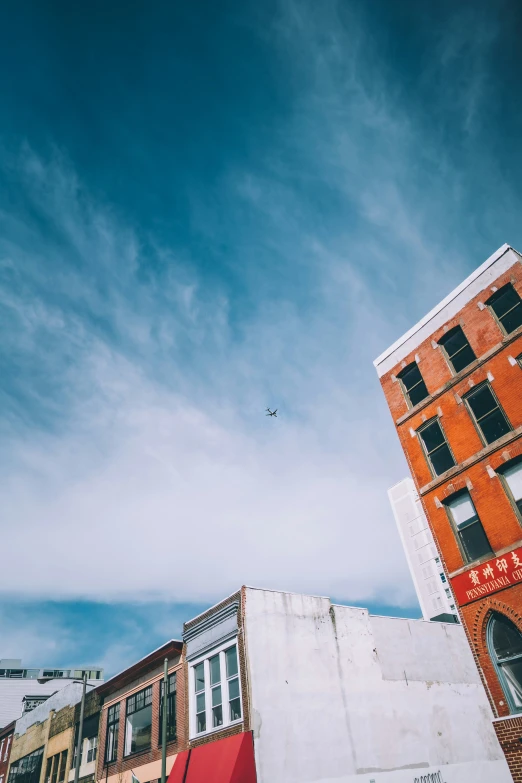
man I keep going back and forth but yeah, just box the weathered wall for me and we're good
[244,588,512,783]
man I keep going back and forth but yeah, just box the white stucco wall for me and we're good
[244,588,511,783]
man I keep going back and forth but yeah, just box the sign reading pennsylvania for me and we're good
[451,545,522,606]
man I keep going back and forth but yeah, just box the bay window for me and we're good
[190,642,242,737]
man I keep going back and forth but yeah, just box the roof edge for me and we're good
[373,243,511,370]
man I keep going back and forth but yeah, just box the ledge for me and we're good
[419,427,522,497]
[395,324,522,427]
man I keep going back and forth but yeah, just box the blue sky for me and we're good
[1,0,522,675]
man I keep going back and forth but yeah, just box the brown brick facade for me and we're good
[377,250,522,779]
[182,588,251,750]
[96,660,185,783]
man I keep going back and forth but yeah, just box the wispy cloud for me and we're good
[2,0,522,662]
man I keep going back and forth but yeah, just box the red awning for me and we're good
[166,732,256,783]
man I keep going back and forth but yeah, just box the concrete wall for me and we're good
[0,680,99,728]
[244,588,512,783]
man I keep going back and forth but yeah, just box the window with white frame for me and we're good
[190,642,242,737]
[498,458,522,519]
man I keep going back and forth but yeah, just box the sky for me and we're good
[1,0,522,676]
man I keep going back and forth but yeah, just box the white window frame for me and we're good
[189,638,243,739]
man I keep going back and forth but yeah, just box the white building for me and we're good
[0,660,103,727]
[388,478,458,623]
[168,586,511,783]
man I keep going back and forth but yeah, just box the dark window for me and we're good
[464,383,511,445]
[105,703,120,763]
[58,753,67,783]
[398,362,429,407]
[498,458,522,518]
[487,613,522,713]
[159,672,177,743]
[487,284,522,335]
[125,686,152,755]
[444,491,492,563]
[438,326,476,373]
[8,748,44,783]
[417,419,456,476]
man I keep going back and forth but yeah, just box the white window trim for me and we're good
[189,637,243,739]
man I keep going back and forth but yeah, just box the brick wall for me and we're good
[494,717,522,782]
[182,588,251,750]
[0,724,15,783]
[96,662,184,783]
[378,255,522,778]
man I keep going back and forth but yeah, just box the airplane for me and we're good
[265,408,278,417]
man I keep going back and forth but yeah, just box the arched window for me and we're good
[487,613,522,713]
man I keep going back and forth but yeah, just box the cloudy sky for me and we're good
[2,0,522,675]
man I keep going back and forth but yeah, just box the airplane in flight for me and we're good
[265,408,278,417]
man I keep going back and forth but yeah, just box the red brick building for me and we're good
[375,243,522,781]
[0,721,15,783]
[96,641,185,783]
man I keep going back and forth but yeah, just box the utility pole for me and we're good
[161,657,168,783]
[73,673,87,783]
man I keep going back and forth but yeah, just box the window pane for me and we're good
[478,410,511,444]
[228,677,239,700]
[467,385,497,419]
[196,710,206,734]
[501,302,522,333]
[419,421,445,452]
[451,344,476,373]
[492,615,522,660]
[447,493,476,528]
[125,704,152,755]
[229,698,242,722]
[399,364,429,406]
[196,693,205,713]
[459,520,492,561]
[500,660,522,709]
[194,663,205,692]
[209,655,221,686]
[430,445,455,476]
[212,704,223,727]
[226,646,238,678]
[503,462,522,502]
[211,685,222,707]
[491,285,520,318]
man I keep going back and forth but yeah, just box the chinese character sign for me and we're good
[450,545,522,606]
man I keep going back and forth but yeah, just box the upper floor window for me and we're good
[7,748,44,783]
[487,613,522,713]
[125,686,152,755]
[45,751,67,783]
[190,642,242,738]
[105,703,119,763]
[498,458,522,519]
[417,418,456,477]
[159,672,177,743]
[464,382,511,445]
[438,326,476,374]
[444,490,492,563]
[398,362,429,407]
[486,283,522,335]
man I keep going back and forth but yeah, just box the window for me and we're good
[487,613,522,713]
[397,362,429,407]
[125,686,152,755]
[487,283,522,335]
[498,458,522,518]
[45,752,67,783]
[438,326,476,373]
[8,748,44,783]
[159,672,177,743]
[3,736,11,762]
[518,353,522,368]
[86,737,97,764]
[417,419,456,476]
[105,703,119,763]
[444,491,492,563]
[190,643,242,737]
[464,383,511,445]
